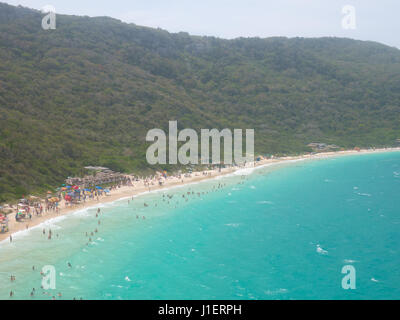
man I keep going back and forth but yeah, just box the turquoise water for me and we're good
[1,152,400,300]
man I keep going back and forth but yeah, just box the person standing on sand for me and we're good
[9,235,12,242]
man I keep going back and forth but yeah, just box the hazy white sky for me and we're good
[4,0,400,48]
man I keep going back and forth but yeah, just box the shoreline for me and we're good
[1,147,400,243]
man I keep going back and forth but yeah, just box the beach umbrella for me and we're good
[95,186,103,190]
[72,185,79,190]
[84,188,91,192]
[66,186,71,189]
[61,187,67,191]
[47,191,52,194]
[61,184,66,187]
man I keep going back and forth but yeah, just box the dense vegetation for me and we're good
[1,3,400,201]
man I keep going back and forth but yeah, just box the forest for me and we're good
[1,2,400,201]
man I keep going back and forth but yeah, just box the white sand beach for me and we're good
[1,147,399,243]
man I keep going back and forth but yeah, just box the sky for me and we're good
[4,0,400,48]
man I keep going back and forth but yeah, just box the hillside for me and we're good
[1,2,400,201]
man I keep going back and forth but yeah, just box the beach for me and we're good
[2,147,400,300]
[1,147,400,244]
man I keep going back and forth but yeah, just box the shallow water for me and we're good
[1,152,400,299]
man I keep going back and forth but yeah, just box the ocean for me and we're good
[1,151,400,300]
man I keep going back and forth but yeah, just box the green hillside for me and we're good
[1,3,400,201]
